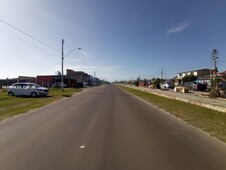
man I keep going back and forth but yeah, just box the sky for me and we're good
[0,0,226,82]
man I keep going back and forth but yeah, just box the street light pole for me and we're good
[61,39,64,92]
[61,39,81,92]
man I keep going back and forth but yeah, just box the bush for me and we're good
[134,81,139,87]
[210,88,225,98]
[211,78,222,87]
[152,78,161,89]
[182,75,197,82]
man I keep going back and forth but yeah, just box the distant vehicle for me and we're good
[184,82,196,90]
[219,81,226,91]
[210,81,226,98]
[184,82,207,91]
[72,83,84,88]
[7,82,48,97]
[160,82,175,89]
[160,82,174,89]
[51,82,67,88]
[82,82,89,87]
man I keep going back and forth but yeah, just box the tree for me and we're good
[152,78,161,89]
[210,49,223,98]
[134,77,141,86]
[55,71,61,76]
[182,75,197,82]
[212,49,219,72]
[55,71,62,81]
[211,49,219,89]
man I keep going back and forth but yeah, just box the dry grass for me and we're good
[0,88,81,121]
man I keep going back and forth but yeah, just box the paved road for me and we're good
[0,85,226,170]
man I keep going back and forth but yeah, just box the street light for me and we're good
[61,39,81,92]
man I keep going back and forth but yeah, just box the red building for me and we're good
[36,69,90,87]
[37,75,57,87]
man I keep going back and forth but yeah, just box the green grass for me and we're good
[119,85,226,143]
[0,88,82,121]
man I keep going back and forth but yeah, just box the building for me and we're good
[0,76,36,88]
[18,76,36,83]
[66,69,89,83]
[217,71,226,81]
[36,75,58,87]
[176,68,214,85]
[37,69,91,87]
[0,78,17,88]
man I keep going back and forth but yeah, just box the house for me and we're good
[0,76,36,88]
[37,69,92,87]
[37,75,58,87]
[66,69,89,84]
[175,68,214,85]
[0,78,17,88]
[217,71,226,81]
[18,76,36,83]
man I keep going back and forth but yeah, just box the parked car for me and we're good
[209,81,226,98]
[51,82,67,88]
[7,82,49,97]
[219,81,226,97]
[183,82,207,91]
[160,82,175,89]
[72,82,84,88]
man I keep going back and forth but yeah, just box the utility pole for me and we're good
[161,69,163,82]
[61,39,64,92]
[60,39,81,91]
[211,49,219,89]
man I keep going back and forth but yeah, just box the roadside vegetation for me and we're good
[119,85,226,143]
[0,88,81,121]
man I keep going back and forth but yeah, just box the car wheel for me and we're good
[31,92,37,98]
[8,91,14,96]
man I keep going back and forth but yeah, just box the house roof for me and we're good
[177,68,213,74]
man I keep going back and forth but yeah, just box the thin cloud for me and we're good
[166,22,191,35]
[80,51,94,60]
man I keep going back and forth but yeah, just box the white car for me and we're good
[160,82,175,89]
[51,82,67,88]
[7,82,49,97]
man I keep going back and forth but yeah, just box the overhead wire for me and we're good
[63,40,86,70]
[0,28,59,59]
[0,18,61,53]
[0,18,93,74]
[65,57,83,69]
[64,41,72,50]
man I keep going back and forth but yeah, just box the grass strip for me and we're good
[119,85,226,143]
[0,88,81,121]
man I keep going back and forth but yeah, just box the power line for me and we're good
[65,57,83,68]
[0,28,59,58]
[64,41,72,50]
[0,18,60,53]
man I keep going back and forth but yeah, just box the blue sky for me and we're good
[0,0,226,82]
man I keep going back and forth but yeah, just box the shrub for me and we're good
[210,88,225,98]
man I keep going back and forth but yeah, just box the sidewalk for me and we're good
[125,85,226,113]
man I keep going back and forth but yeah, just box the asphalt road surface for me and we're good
[0,85,226,170]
